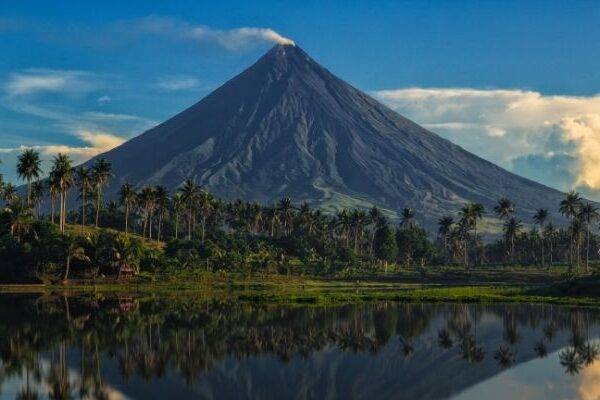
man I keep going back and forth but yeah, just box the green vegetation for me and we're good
[2,149,600,290]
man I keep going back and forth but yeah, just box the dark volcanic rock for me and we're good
[87,44,567,228]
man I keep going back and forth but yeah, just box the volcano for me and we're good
[90,44,566,228]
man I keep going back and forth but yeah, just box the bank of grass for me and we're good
[1,271,599,308]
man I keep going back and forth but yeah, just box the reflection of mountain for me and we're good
[177,314,574,400]
[1,296,598,400]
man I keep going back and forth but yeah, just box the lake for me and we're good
[0,293,598,399]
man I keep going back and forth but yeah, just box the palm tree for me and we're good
[400,208,415,229]
[579,203,598,273]
[30,180,44,217]
[277,197,295,236]
[494,197,515,220]
[533,208,549,268]
[138,186,157,239]
[51,154,74,233]
[75,167,93,227]
[197,189,214,244]
[459,203,484,268]
[543,222,557,267]
[16,148,42,205]
[4,198,33,242]
[560,190,582,268]
[118,183,137,234]
[1,182,17,203]
[63,235,90,282]
[437,216,454,264]
[504,217,522,263]
[171,192,185,239]
[154,185,169,241]
[91,158,112,227]
[48,173,60,224]
[179,179,201,240]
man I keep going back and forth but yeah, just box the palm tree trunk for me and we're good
[82,191,86,227]
[586,221,590,273]
[64,255,71,281]
[125,204,129,234]
[51,196,55,224]
[95,187,101,227]
[27,179,31,205]
[175,213,179,239]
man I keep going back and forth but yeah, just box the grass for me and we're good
[2,271,599,308]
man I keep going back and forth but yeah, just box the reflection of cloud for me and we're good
[578,359,600,400]
[374,87,600,196]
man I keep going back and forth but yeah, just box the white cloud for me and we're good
[155,76,200,91]
[373,87,600,194]
[133,16,295,50]
[5,69,97,97]
[97,95,111,105]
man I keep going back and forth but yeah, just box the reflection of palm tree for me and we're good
[460,335,485,363]
[438,329,453,349]
[533,340,548,358]
[560,347,583,375]
[494,345,515,368]
[577,343,600,366]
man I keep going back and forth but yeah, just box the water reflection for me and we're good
[0,294,599,399]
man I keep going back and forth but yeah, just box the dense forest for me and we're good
[1,149,599,282]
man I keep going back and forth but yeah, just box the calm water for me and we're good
[0,293,599,400]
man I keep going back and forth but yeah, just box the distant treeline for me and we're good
[1,149,599,282]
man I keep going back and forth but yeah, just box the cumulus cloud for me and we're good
[5,69,98,97]
[373,87,600,195]
[132,16,295,49]
[155,76,200,91]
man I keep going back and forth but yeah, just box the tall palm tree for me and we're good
[197,189,214,244]
[543,222,557,267]
[459,203,484,268]
[171,192,185,239]
[179,179,201,240]
[75,167,93,227]
[533,208,549,268]
[277,197,295,236]
[48,173,61,224]
[154,185,169,241]
[138,186,157,239]
[30,180,44,218]
[400,208,415,229]
[560,191,582,268]
[118,183,137,234]
[504,217,522,263]
[16,148,42,205]
[579,203,598,273]
[438,216,454,263]
[494,197,515,220]
[4,198,33,242]
[91,158,112,227]
[51,154,74,233]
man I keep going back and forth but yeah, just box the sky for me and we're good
[1,1,600,198]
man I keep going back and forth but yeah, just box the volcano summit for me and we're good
[90,44,566,227]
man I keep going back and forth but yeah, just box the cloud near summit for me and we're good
[374,87,600,196]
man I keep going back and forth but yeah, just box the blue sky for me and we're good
[2,1,600,197]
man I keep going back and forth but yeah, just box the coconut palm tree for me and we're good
[578,203,598,273]
[154,185,169,241]
[75,167,93,227]
[277,197,295,236]
[16,148,42,205]
[179,179,201,240]
[504,217,522,263]
[560,190,582,268]
[91,158,112,227]
[400,207,415,229]
[533,208,549,268]
[30,180,44,218]
[197,189,213,244]
[4,198,33,242]
[438,216,454,264]
[1,182,17,203]
[171,192,185,239]
[494,197,515,220]
[48,173,60,224]
[138,186,157,239]
[118,183,137,234]
[459,203,484,268]
[51,154,74,233]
